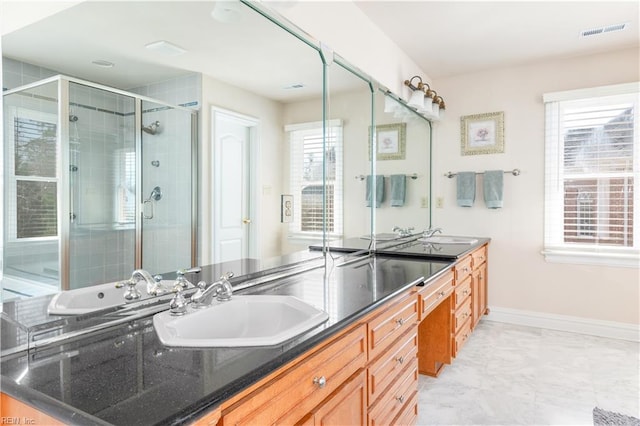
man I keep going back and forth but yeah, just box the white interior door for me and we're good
[212,109,257,263]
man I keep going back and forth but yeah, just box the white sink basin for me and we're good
[153,295,329,347]
[47,280,174,315]
[419,235,479,245]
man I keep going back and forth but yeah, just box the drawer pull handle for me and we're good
[463,267,469,273]
[396,356,404,365]
[437,291,445,299]
[396,395,405,404]
[463,290,469,295]
[395,318,405,327]
[313,376,327,388]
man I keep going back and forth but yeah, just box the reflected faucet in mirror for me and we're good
[422,227,443,239]
[392,226,415,237]
[116,269,159,300]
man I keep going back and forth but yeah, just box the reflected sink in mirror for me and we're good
[47,280,175,315]
[153,295,329,347]
[419,236,479,245]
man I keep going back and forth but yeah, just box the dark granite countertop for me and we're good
[1,255,451,426]
[314,236,491,260]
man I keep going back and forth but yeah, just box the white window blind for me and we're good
[286,120,343,239]
[543,83,639,267]
[11,115,58,240]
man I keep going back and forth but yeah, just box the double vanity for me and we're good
[1,237,489,425]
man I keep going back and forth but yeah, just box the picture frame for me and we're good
[369,123,406,161]
[281,194,293,223]
[460,111,505,155]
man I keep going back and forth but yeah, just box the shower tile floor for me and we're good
[416,320,640,425]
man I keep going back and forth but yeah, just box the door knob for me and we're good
[242,218,251,224]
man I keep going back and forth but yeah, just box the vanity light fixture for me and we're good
[403,75,445,120]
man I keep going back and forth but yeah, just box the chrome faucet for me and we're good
[116,269,169,300]
[172,266,202,291]
[422,227,443,239]
[191,272,234,309]
[392,226,415,237]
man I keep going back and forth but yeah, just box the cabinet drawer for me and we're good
[223,324,367,425]
[392,390,418,426]
[471,245,487,268]
[453,277,471,310]
[453,318,472,358]
[368,295,418,362]
[417,270,454,320]
[367,329,417,406]
[367,364,418,426]
[453,298,472,333]
[454,255,473,282]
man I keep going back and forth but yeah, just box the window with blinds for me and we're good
[543,83,639,266]
[13,117,58,239]
[287,120,343,239]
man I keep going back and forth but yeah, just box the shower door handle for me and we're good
[143,199,154,219]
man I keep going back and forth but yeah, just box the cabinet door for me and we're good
[309,370,366,426]
[471,263,488,328]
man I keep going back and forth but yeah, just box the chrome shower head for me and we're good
[142,121,161,135]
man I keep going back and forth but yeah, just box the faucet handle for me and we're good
[196,280,208,290]
[169,288,187,316]
[220,272,234,281]
[122,280,142,301]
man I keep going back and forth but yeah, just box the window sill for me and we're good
[541,248,640,268]
[288,233,342,245]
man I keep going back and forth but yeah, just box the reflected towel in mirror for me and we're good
[389,174,406,207]
[366,175,385,208]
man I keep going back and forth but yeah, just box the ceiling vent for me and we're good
[581,23,628,38]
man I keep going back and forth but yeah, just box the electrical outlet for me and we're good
[436,197,444,208]
[421,197,429,208]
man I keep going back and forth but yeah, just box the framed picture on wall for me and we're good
[369,122,406,160]
[460,111,505,155]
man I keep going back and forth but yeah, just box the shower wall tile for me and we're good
[2,57,57,91]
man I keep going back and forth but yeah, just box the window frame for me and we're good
[5,106,59,243]
[542,82,640,268]
[286,120,343,242]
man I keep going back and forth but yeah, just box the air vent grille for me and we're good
[581,23,628,38]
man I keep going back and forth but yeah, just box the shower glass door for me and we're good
[140,100,194,275]
[67,82,136,289]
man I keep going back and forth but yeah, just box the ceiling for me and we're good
[2,1,638,100]
[355,1,639,79]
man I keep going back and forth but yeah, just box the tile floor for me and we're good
[416,320,640,425]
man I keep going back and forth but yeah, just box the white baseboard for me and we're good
[485,306,640,342]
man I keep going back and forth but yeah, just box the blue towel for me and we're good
[456,172,476,207]
[389,174,406,207]
[365,175,385,208]
[483,170,504,209]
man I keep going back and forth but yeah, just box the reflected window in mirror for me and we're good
[286,120,343,240]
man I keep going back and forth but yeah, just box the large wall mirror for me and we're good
[1,0,431,325]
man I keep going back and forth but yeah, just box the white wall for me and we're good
[431,48,640,325]
[265,1,428,97]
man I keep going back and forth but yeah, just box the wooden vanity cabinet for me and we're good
[212,292,420,426]
[471,246,488,329]
[452,244,489,357]
[219,324,367,425]
[415,269,454,377]
[365,293,419,426]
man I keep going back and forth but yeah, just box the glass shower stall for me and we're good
[2,76,197,300]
